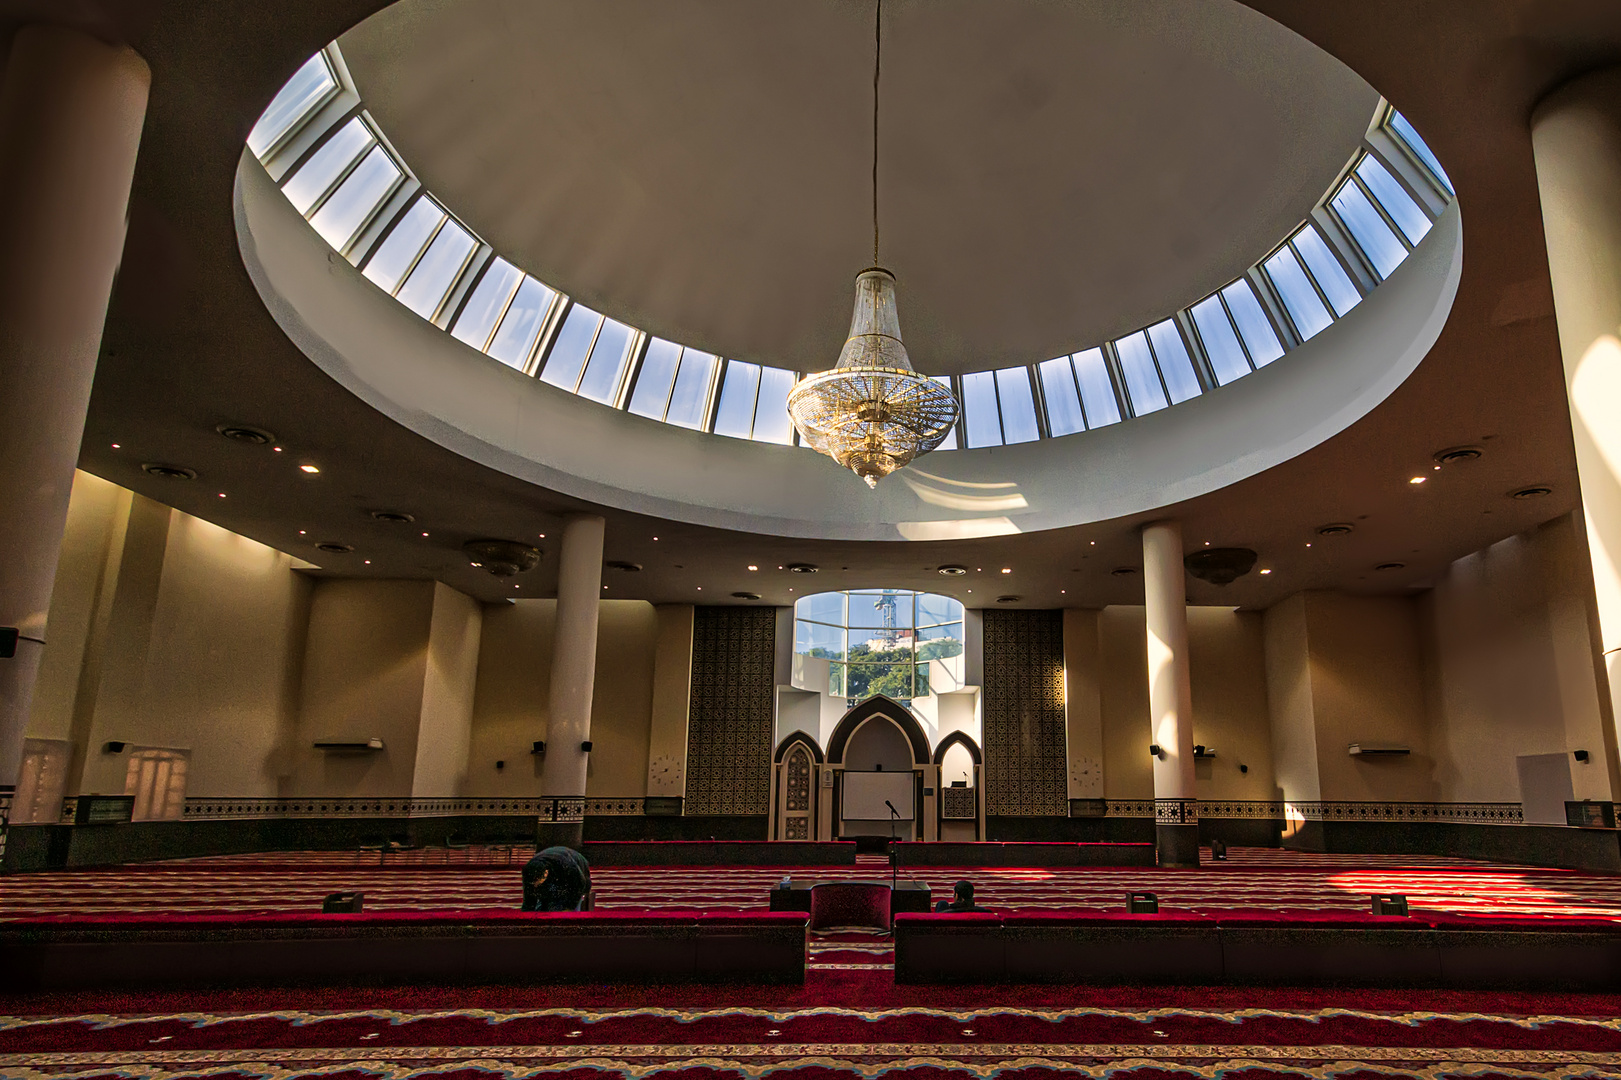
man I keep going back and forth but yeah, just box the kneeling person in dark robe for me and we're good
[521,846,592,911]
[934,879,988,912]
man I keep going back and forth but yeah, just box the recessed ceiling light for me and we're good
[606,560,642,572]
[732,592,762,600]
[315,542,354,554]
[788,563,818,574]
[1111,566,1138,576]
[363,560,370,565]
[1375,562,1406,571]
[273,447,283,452]
[1511,485,1552,499]
[1434,446,1483,464]
[111,443,120,449]
[697,586,702,590]
[747,565,758,571]
[217,424,275,445]
[1089,541,1095,546]
[300,464,320,474]
[652,536,658,541]
[1060,589,1066,594]
[140,463,197,480]
[1000,568,1012,574]
[1259,569,1272,575]
[217,492,226,498]
[370,510,415,523]
[938,565,968,576]
[299,530,306,535]
[539,533,546,538]
[421,532,429,537]
[995,595,1021,604]
[1409,476,1426,484]
[1317,523,1354,536]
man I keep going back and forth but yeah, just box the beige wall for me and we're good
[466,598,657,797]
[292,578,435,797]
[648,604,694,797]
[1424,512,1618,803]
[1063,608,1104,799]
[28,474,311,799]
[412,582,484,798]
[1097,605,1276,801]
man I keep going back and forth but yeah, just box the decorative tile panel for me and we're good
[941,785,977,820]
[1155,798,1199,825]
[785,748,811,812]
[684,606,776,816]
[982,609,1068,817]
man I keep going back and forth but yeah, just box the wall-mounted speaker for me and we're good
[531,741,546,755]
[580,740,593,752]
[103,741,127,754]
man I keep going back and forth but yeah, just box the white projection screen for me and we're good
[842,771,915,820]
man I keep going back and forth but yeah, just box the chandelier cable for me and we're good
[873,0,881,266]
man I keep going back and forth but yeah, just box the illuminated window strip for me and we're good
[254,45,1455,453]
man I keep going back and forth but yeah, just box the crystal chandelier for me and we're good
[787,0,959,488]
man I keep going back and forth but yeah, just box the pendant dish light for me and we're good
[787,0,960,488]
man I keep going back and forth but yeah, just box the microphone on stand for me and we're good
[885,801,899,890]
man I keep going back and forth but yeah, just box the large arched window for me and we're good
[794,590,965,701]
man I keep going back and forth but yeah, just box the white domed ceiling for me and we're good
[338,0,1380,376]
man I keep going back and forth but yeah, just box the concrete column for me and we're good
[537,514,604,846]
[1532,68,1621,796]
[0,27,149,788]
[1143,521,1198,866]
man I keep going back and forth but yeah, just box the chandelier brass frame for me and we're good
[786,0,960,488]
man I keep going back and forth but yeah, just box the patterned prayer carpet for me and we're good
[6,848,1621,1080]
[5,848,1620,921]
[4,982,1621,1080]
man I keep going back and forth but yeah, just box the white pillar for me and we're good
[1143,520,1199,866]
[537,514,604,846]
[1532,68,1621,799]
[0,27,149,790]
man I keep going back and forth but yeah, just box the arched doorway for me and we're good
[933,730,984,841]
[769,733,823,841]
[825,696,935,842]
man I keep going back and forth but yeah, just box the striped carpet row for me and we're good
[3,849,1619,920]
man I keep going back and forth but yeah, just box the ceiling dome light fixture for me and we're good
[786,0,959,488]
[463,538,542,577]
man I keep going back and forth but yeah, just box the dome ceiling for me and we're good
[338,0,1379,376]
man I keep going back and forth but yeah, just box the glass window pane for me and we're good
[918,621,964,656]
[1114,331,1167,415]
[827,663,846,698]
[629,339,681,419]
[712,361,761,437]
[848,663,914,700]
[795,620,846,663]
[1191,296,1249,385]
[796,592,844,624]
[363,198,443,294]
[1147,319,1201,404]
[961,371,1002,448]
[539,305,602,391]
[1294,226,1361,317]
[308,144,400,251]
[1221,281,1284,366]
[931,377,958,449]
[1264,245,1333,342]
[487,276,555,369]
[1072,347,1120,426]
[1356,154,1433,245]
[667,350,717,429]
[752,366,796,444]
[577,318,634,403]
[451,258,522,350]
[916,593,963,626]
[1038,356,1084,436]
[395,217,475,320]
[248,53,337,159]
[995,367,1040,444]
[282,117,371,214]
[1388,110,1453,194]
[1331,179,1407,278]
[849,590,913,628]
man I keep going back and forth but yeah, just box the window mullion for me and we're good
[1100,341,1133,420]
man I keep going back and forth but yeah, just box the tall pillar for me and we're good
[537,514,605,847]
[1143,521,1198,866]
[1531,68,1621,798]
[0,27,150,790]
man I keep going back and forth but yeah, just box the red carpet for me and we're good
[5,848,1619,921]
[5,847,1620,1078]
[3,985,1619,1080]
